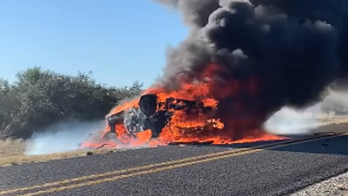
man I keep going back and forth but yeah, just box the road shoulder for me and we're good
[290,171,348,196]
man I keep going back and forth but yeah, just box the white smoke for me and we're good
[263,88,348,135]
[25,120,105,155]
[263,105,321,135]
[319,90,348,115]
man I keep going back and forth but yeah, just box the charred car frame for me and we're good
[102,94,218,141]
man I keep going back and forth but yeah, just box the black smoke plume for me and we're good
[152,0,348,122]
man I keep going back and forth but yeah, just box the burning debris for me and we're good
[82,0,348,149]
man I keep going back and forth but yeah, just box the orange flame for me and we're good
[82,63,287,149]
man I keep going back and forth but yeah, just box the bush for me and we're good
[0,66,143,139]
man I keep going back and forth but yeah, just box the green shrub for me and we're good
[0,66,143,139]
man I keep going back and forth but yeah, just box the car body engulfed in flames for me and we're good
[80,94,224,149]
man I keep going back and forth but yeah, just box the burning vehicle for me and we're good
[80,93,224,149]
[106,94,221,138]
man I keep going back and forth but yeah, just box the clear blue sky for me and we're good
[0,0,187,88]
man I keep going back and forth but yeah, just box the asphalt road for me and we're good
[1,124,348,196]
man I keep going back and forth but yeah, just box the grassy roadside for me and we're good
[0,139,119,167]
[0,116,347,167]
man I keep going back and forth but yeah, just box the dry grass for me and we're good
[319,116,348,125]
[0,115,347,167]
[0,138,27,157]
[0,139,119,167]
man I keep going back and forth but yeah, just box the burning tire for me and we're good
[139,94,158,116]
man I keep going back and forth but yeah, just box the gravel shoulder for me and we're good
[290,171,348,196]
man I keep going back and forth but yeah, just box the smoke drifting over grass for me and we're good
[263,106,320,135]
[263,89,348,135]
[320,89,348,115]
[25,120,104,155]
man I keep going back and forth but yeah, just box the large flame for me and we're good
[82,63,287,149]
